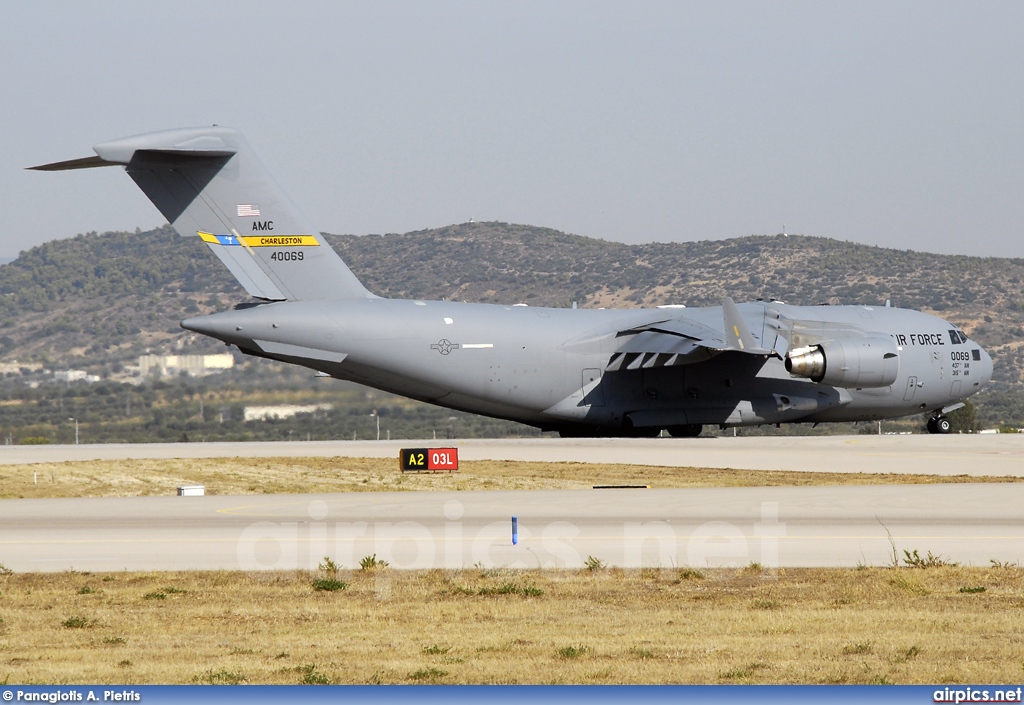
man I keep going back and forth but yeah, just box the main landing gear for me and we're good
[554,422,704,438]
[926,415,952,434]
[667,424,703,438]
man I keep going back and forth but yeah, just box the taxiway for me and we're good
[1,433,1023,476]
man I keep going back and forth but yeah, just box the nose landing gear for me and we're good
[926,416,952,434]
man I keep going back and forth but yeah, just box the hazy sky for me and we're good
[3,1,1023,260]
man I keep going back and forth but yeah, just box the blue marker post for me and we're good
[512,516,518,545]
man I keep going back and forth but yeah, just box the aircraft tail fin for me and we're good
[722,297,773,354]
[30,127,372,302]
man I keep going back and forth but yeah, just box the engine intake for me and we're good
[785,337,899,388]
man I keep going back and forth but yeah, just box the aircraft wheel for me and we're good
[926,417,937,434]
[667,424,703,438]
[620,418,661,438]
[935,416,952,434]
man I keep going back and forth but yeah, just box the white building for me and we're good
[138,353,235,378]
[54,369,100,383]
[244,404,333,421]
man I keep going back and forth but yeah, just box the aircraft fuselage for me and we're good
[182,297,992,435]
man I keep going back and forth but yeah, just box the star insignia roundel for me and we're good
[431,339,459,355]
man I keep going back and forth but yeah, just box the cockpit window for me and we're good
[948,329,968,344]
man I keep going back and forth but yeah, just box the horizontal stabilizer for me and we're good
[29,156,119,171]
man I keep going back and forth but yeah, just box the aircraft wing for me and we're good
[606,298,783,371]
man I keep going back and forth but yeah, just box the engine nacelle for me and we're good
[784,337,900,388]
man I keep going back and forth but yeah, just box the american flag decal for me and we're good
[237,204,261,217]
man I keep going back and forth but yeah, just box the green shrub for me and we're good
[318,556,341,574]
[359,554,389,571]
[192,669,245,685]
[902,549,958,568]
[477,582,543,597]
[297,664,330,685]
[557,644,590,659]
[61,616,89,629]
[311,578,348,592]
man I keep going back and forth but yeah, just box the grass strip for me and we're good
[1,456,1019,499]
[0,565,1020,684]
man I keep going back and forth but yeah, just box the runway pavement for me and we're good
[1,436,1021,572]
[1,483,1022,572]
[1,433,1023,475]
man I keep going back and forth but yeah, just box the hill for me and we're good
[0,222,1021,425]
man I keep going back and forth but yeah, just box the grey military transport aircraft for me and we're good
[32,127,993,437]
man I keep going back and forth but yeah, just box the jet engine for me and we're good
[784,337,900,388]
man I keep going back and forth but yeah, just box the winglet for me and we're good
[722,297,771,354]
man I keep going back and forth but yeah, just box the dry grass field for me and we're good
[0,456,1019,500]
[0,565,1022,685]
